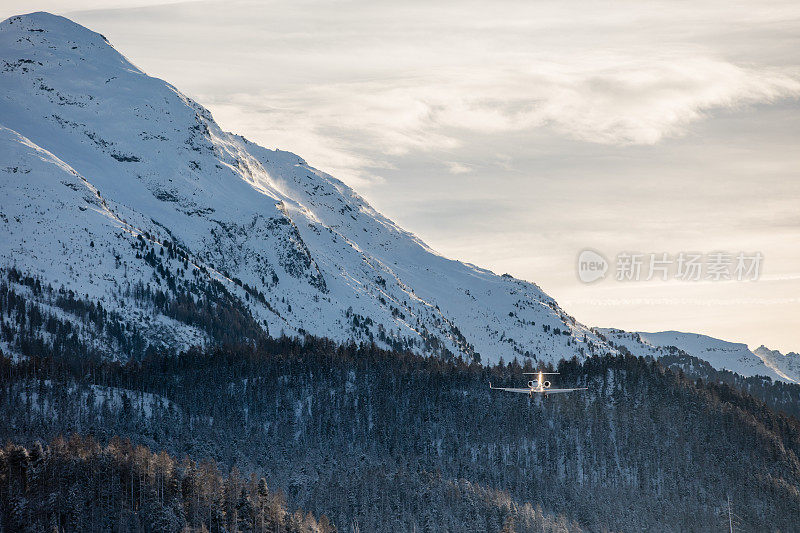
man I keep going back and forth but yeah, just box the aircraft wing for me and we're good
[489,383,531,394]
[489,383,588,394]
[491,387,532,394]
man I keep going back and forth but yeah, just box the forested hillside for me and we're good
[2,334,800,531]
[0,436,334,532]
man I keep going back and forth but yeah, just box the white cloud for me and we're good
[446,162,472,174]
[200,57,799,187]
[60,0,800,185]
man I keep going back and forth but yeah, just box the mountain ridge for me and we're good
[1,11,796,384]
[0,11,602,366]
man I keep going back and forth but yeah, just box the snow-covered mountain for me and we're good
[0,12,605,365]
[598,328,799,383]
[1,12,796,384]
[754,345,800,383]
[636,331,796,382]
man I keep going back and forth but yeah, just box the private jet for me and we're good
[490,371,586,398]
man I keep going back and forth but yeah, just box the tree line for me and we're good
[0,434,334,533]
[2,338,800,531]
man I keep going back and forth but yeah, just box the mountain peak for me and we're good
[0,12,606,364]
[5,11,73,25]
[3,11,112,50]
[1,11,141,89]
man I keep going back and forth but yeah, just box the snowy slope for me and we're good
[0,12,607,364]
[638,331,790,381]
[598,328,798,383]
[753,346,800,383]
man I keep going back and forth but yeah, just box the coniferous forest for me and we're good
[0,435,334,533]
[2,340,800,531]
[2,268,800,531]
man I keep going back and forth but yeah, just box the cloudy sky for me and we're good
[5,0,799,352]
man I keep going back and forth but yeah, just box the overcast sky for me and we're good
[4,1,799,352]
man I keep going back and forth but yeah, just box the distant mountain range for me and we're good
[1,12,796,383]
[598,329,799,382]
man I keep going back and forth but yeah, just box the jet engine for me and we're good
[543,381,551,388]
